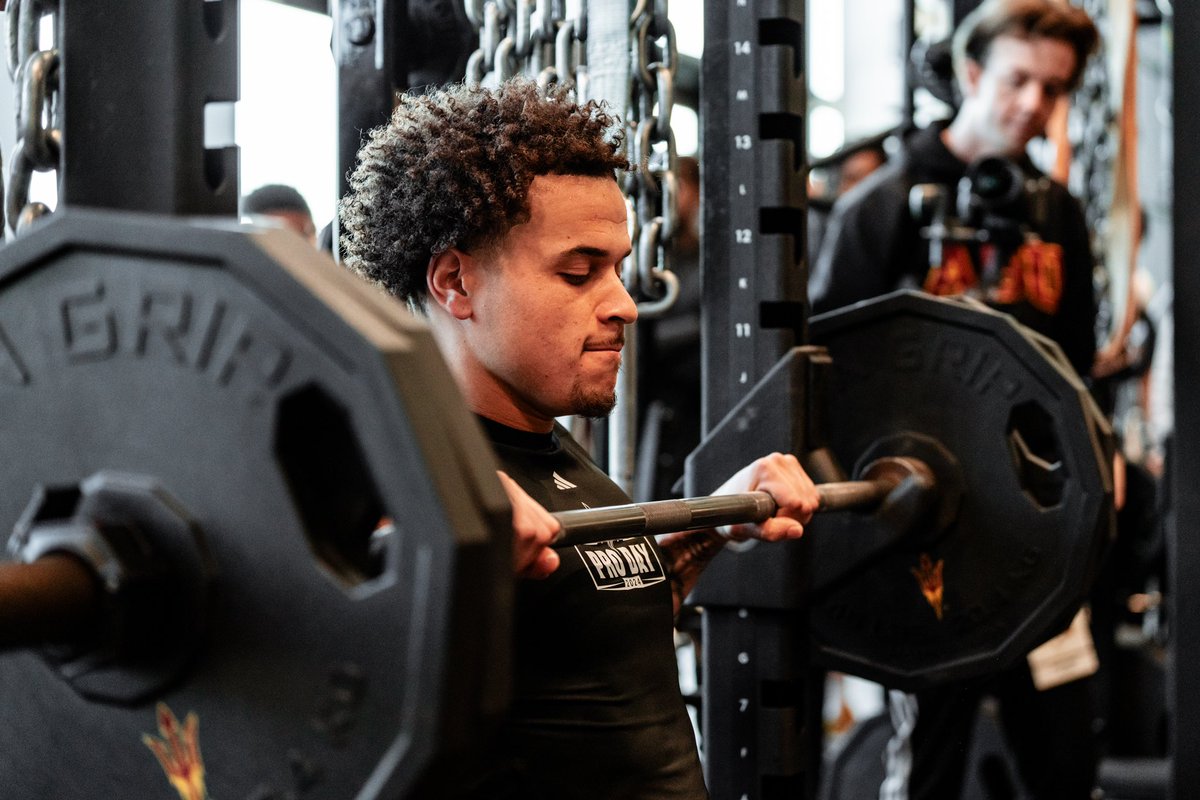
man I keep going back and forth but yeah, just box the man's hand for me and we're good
[498,471,561,579]
[712,452,820,542]
[658,452,819,614]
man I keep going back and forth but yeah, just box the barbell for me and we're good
[0,211,1113,799]
[0,457,935,649]
[551,456,935,546]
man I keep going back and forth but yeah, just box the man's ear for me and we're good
[960,57,983,98]
[427,248,474,320]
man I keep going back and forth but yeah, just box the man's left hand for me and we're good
[712,452,820,542]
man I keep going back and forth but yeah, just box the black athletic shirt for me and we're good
[480,416,708,800]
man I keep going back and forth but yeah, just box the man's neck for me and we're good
[941,116,984,164]
[456,363,556,433]
[427,312,556,434]
[941,112,1022,165]
[470,400,556,434]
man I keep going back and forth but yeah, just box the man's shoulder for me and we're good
[1023,168,1089,233]
[1041,174,1084,206]
[824,160,912,236]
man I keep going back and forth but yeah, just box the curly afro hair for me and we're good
[339,79,629,307]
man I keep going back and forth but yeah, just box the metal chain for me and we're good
[624,0,678,317]
[464,0,587,95]
[1071,0,1113,264]
[5,0,59,235]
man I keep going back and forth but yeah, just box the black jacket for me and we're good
[809,123,1097,376]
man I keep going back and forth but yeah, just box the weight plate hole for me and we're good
[275,384,387,590]
[1006,400,1065,509]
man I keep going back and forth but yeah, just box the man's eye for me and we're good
[561,272,590,286]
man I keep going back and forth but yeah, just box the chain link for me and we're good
[625,0,678,317]
[1071,0,1112,262]
[5,0,60,235]
[464,0,586,93]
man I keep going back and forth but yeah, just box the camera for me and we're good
[909,156,1049,288]
[957,156,1031,231]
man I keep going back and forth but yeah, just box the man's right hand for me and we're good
[497,471,561,579]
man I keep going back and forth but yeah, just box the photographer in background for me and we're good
[809,0,1097,380]
[809,1,1101,797]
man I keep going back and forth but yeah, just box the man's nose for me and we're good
[603,270,639,325]
[1019,81,1051,114]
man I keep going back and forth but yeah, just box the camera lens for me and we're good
[972,158,1021,203]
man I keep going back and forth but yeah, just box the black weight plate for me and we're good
[806,291,1112,690]
[0,210,512,799]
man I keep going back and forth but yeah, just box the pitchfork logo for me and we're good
[911,553,945,620]
[143,702,210,800]
[576,536,666,591]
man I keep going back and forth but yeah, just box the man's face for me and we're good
[962,34,1077,157]
[461,174,637,423]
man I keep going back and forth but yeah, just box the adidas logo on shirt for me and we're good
[552,471,577,490]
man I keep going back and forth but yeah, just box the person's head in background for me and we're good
[834,144,887,197]
[806,138,888,204]
[947,0,1098,162]
[242,184,318,245]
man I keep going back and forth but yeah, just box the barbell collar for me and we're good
[819,456,937,512]
[553,456,936,547]
[0,553,100,648]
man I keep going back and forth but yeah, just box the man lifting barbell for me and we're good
[0,3,1113,799]
[339,77,821,799]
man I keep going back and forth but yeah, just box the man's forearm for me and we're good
[658,528,728,616]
